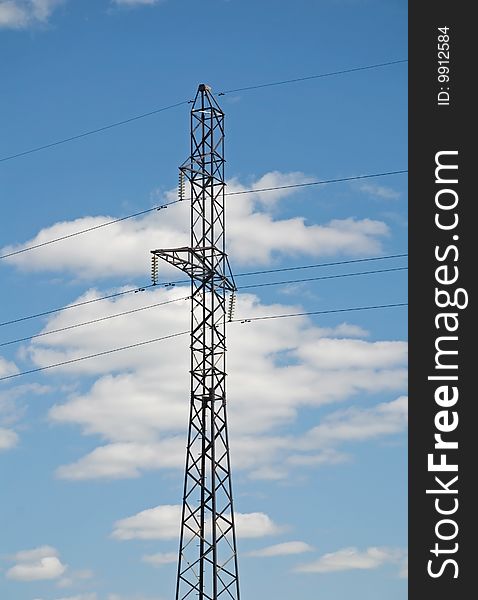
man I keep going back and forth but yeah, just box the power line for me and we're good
[235,253,408,277]
[226,170,407,196]
[0,253,407,329]
[217,59,408,95]
[0,101,190,164]
[0,203,181,260]
[0,295,190,348]
[0,301,407,383]
[0,331,189,383]
[232,302,408,324]
[0,284,155,328]
[144,252,410,287]
[0,265,407,347]
[0,59,407,165]
[239,266,407,291]
[0,169,407,260]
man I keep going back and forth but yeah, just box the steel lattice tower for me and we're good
[151,84,240,600]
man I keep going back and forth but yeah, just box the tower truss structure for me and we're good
[151,84,240,600]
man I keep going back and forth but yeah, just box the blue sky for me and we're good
[0,1,408,599]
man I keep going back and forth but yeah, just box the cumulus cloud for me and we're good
[112,505,181,540]
[107,595,165,600]
[2,172,403,482]
[112,0,160,7]
[2,172,389,279]
[56,569,94,589]
[55,440,185,480]
[399,557,408,578]
[249,171,315,206]
[34,596,96,600]
[295,338,407,370]
[0,355,19,378]
[142,552,177,567]
[247,541,314,557]
[0,383,50,452]
[6,545,67,581]
[235,512,284,537]
[0,0,64,29]
[359,182,401,200]
[53,595,97,600]
[328,323,369,338]
[8,556,65,581]
[298,396,408,450]
[112,505,282,541]
[0,383,49,421]
[295,546,405,573]
[0,427,18,450]
[11,545,58,562]
[52,395,407,482]
[29,286,407,480]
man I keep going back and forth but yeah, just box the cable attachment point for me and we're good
[151,254,159,286]
[178,169,185,201]
[227,292,236,323]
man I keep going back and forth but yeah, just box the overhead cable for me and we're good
[0,169,407,260]
[0,59,407,164]
[0,302,407,383]
[0,253,407,329]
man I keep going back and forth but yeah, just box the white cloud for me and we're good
[286,396,408,467]
[6,545,66,581]
[247,541,314,557]
[31,287,407,480]
[286,449,350,467]
[55,440,185,480]
[295,546,404,573]
[2,172,389,278]
[35,592,98,600]
[0,355,19,377]
[0,383,49,423]
[0,427,18,450]
[107,595,165,600]
[0,383,50,452]
[53,394,407,481]
[359,182,401,200]
[142,552,177,567]
[295,338,407,370]
[0,0,64,29]
[112,505,180,540]
[298,396,408,450]
[228,215,388,265]
[56,569,94,589]
[11,545,58,562]
[399,557,408,578]
[112,505,282,541]
[8,556,65,581]
[329,322,369,338]
[112,0,161,5]
[3,167,404,482]
[235,512,283,538]
[249,171,315,206]
[53,595,97,600]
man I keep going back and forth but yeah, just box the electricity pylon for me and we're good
[151,84,240,600]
